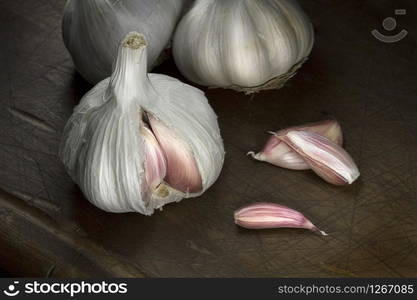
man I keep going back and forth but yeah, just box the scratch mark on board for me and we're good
[8,108,56,133]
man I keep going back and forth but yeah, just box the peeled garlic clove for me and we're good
[234,202,327,235]
[248,118,343,170]
[278,131,360,185]
[173,0,314,93]
[62,0,188,84]
[142,126,167,191]
[149,116,202,194]
[60,32,225,214]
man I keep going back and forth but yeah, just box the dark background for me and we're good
[0,0,416,277]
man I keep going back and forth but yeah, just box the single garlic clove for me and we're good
[248,118,343,170]
[149,116,203,194]
[295,117,343,146]
[142,125,167,191]
[248,135,309,170]
[234,202,327,235]
[278,131,360,185]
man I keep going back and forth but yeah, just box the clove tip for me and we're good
[247,151,263,161]
[267,131,278,137]
[247,151,256,158]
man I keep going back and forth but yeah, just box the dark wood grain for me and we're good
[0,189,144,277]
[0,0,416,277]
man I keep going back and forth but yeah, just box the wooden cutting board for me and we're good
[0,0,416,277]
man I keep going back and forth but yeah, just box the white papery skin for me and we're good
[60,32,225,214]
[62,0,187,84]
[173,0,314,91]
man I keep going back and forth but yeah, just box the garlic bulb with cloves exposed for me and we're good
[173,0,314,93]
[62,0,189,84]
[60,32,225,214]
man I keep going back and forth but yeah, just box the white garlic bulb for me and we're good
[60,32,225,214]
[62,0,188,84]
[173,0,314,93]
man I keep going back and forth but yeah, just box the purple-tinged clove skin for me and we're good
[142,126,167,191]
[248,134,309,170]
[234,202,327,235]
[278,131,360,185]
[149,116,203,194]
[248,118,343,170]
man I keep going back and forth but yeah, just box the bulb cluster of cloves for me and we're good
[248,118,360,185]
[173,0,314,93]
[60,32,224,214]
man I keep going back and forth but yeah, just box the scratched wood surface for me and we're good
[0,0,416,277]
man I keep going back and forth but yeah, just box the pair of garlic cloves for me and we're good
[249,119,360,185]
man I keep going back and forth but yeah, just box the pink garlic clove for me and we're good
[248,118,343,170]
[278,130,360,185]
[149,116,202,193]
[234,202,327,235]
[142,126,167,191]
[283,117,343,146]
[248,134,309,170]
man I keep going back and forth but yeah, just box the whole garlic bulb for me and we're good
[62,0,188,84]
[60,32,225,214]
[173,0,314,93]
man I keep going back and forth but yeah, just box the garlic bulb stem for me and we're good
[109,34,150,108]
[63,0,188,84]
